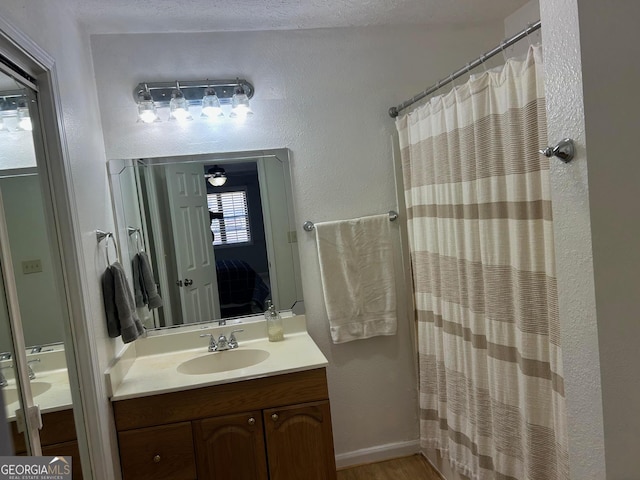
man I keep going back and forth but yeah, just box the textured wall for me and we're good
[539,1,606,478]
[90,23,503,461]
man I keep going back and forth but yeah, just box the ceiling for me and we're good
[66,0,530,34]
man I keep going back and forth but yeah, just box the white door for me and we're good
[165,163,221,323]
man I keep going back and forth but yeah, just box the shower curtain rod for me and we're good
[388,20,541,118]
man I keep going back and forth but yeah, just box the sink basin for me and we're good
[177,349,270,375]
[2,382,52,405]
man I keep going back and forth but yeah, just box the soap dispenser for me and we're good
[265,301,284,342]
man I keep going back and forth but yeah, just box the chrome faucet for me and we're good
[0,364,13,387]
[199,329,244,352]
[0,352,11,361]
[27,358,40,380]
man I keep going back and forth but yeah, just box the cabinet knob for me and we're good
[248,417,256,425]
[271,413,279,421]
[153,454,161,463]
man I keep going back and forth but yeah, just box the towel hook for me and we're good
[539,138,575,163]
[97,230,119,265]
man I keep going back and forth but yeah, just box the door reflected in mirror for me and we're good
[109,149,304,330]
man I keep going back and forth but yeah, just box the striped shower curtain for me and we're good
[396,45,568,480]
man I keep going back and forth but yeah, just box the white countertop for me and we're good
[106,315,329,402]
[3,368,73,421]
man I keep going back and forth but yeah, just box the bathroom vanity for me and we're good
[107,315,337,480]
[3,349,83,479]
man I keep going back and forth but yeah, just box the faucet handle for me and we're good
[0,352,11,360]
[199,333,217,352]
[229,329,244,349]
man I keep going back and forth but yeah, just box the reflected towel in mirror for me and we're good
[132,252,163,310]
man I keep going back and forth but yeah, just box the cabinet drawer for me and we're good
[118,422,197,480]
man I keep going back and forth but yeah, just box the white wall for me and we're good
[0,2,121,478]
[90,23,504,462]
[575,1,640,476]
[0,174,66,351]
[539,1,609,478]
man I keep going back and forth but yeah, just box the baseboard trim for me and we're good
[335,440,421,469]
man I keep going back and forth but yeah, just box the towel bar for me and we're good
[303,210,398,232]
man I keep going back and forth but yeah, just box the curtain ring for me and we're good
[526,23,534,47]
[479,53,488,72]
[500,40,509,62]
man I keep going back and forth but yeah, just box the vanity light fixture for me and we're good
[133,78,254,123]
[205,165,227,186]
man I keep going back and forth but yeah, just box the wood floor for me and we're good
[337,454,443,480]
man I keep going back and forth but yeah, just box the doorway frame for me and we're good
[0,14,111,480]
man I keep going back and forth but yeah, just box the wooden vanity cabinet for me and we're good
[113,368,337,480]
[10,408,84,480]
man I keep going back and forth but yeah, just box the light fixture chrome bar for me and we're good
[133,79,254,107]
[389,21,541,118]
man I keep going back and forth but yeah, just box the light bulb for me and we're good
[17,106,32,131]
[230,90,253,118]
[169,89,192,121]
[201,89,223,118]
[137,100,158,123]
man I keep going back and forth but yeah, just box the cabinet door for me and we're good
[42,441,83,480]
[194,411,268,480]
[264,401,337,480]
[118,422,197,480]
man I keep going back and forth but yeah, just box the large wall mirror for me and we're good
[108,149,304,331]
[0,80,66,352]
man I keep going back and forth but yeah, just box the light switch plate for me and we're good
[22,259,42,274]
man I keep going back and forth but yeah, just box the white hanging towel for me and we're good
[315,214,397,344]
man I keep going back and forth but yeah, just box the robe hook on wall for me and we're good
[539,138,575,163]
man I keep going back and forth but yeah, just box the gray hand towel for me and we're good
[132,254,145,308]
[101,266,121,338]
[134,252,163,310]
[102,262,145,343]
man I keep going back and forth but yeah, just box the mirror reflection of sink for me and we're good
[177,349,270,375]
[1,382,52,405]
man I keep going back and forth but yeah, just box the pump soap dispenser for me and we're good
[265,301,284,342]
